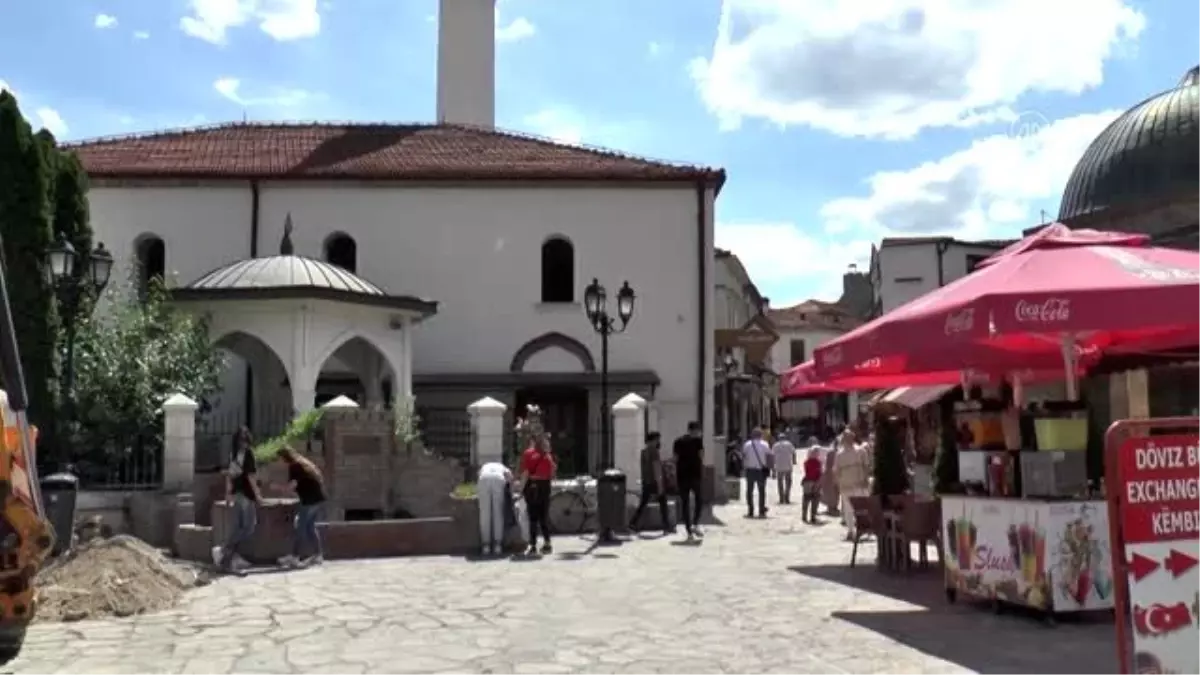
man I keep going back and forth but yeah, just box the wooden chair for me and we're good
[848,495,887,568]
[896,500,942,571]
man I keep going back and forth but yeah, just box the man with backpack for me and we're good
[741,427,773,518]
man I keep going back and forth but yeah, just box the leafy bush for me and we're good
[252,408,324,463]
[70,278,225,467]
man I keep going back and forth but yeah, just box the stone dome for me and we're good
[1057,67,1199,223]
[186,255,385,295]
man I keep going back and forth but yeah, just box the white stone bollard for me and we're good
[468,396,507,468]
[611,393,646,486]
[162,393,199,492]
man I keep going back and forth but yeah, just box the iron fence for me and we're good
[416,406,473,464]
[195,404,294,472]
[70,428,164,491]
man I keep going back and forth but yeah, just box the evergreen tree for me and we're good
[871,415,910,497]
[0,91,59,443]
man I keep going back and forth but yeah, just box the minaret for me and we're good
[436,0,496,128]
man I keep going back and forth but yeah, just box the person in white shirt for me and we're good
[476,461,514,556]
[833,430,872,540]
[741,427,773,518]
[770,433,797,505]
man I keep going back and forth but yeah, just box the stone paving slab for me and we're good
[8,488,1117,674]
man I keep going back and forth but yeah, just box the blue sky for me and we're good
[1,0,1196,305]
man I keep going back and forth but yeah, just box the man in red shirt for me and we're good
[518,434,556,555]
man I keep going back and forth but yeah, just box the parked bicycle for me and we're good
[546,475,641,534]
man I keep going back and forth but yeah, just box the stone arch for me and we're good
[312,329,396,381]
[509,331,595,373]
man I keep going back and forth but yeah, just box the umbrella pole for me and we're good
[1060,333,1080,401]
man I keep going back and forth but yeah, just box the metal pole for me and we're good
[600,319,610,469]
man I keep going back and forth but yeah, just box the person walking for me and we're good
[276,446,327,568]
[673,421,706,540]
[771,432,797,504]
[212,426,261,576]
[833,430,872,540]
[629,432,672,534]
[800,443,824,523]
[741,427,773,518]
[476,460,514,556]
[518,433,556,556]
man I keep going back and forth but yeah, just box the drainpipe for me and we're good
[935,240,950,287]
[695,182,708,430]
[244,181,262,428]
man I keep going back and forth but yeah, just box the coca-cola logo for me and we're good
[1014,298,1070,323]
[821,347,843,367]
[944,308,975,335]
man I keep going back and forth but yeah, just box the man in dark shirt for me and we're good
[212,428,262,575]
[629,432,672,534]
[673,421,705,540]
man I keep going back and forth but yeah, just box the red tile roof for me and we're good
[768,300,864,331]
[66,122,726,187]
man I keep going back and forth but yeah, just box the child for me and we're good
[801,445,823,524]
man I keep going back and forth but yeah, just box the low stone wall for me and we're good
[181,499,467,564]
[77,490,182,549]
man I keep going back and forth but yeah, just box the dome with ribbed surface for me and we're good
[186,255,384,294]
[1058,67,1199,222]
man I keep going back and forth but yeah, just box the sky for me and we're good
[0,0,1196,307]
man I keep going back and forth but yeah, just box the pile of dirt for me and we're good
[34,535,205,622]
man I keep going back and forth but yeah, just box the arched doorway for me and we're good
[314,335,394,409]
[510,332,595,477]
[201,331,293,470]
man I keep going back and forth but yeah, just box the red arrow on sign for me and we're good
[1129,552,1160,581]
[1164,549,1198,578]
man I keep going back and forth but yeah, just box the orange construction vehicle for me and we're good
[0,236,55,663]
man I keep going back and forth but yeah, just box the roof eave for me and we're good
[170,286,439,317]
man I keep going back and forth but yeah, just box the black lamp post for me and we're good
[47,234,113,457]
[583,278,636,472]
[722,350,739,442]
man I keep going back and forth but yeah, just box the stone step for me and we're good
[174,523,213,563]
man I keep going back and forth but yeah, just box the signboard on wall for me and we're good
[715,314,779,365]
[1109,433,1199,675]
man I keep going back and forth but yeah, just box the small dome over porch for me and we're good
[171,215,438,422]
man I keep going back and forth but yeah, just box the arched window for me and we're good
[540,237,574,303]
[324,233,357,273]
[135,235,165,300]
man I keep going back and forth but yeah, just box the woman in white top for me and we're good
[833,430,872,540]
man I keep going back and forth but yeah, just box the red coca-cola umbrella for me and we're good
[813,224,1199,392]
[781,349,1087,399]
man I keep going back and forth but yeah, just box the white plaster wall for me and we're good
[86,182,708,443]
[873,242,1002,315]
[770,326,846,371]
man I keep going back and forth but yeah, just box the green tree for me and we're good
[69,278,226,481]
[871,415,910,498]
[0,91,59,445]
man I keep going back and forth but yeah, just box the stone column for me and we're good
[468,397,507,468]
[612,393,646,485]
[162,393,199,492]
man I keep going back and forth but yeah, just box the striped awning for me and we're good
[881,384,956,409]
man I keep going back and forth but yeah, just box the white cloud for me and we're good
[0,80,69,139]
[717,223,871,304]
[648,41,668,58]
[36,108,68,137]
[523,107,585,145]
[180,0,319,45]
[689,0,1145,139]
[94,13,118,29]
[133,30,151,40]
[496,16,535,43]
[721,109,1121,303]
[819,109,1122,239]
[213,77,318,108]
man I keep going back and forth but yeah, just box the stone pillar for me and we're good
[612,393,646,485]
[162,393,199,492]
[468,397,507,468]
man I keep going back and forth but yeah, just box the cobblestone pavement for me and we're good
[10,486,1116,674]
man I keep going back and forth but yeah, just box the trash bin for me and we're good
[39,473,78,556]
[596,468,627,536]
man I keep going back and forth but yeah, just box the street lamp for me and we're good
[722,350,739,442]
[583,278,636,474]
[48,234,113,458]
